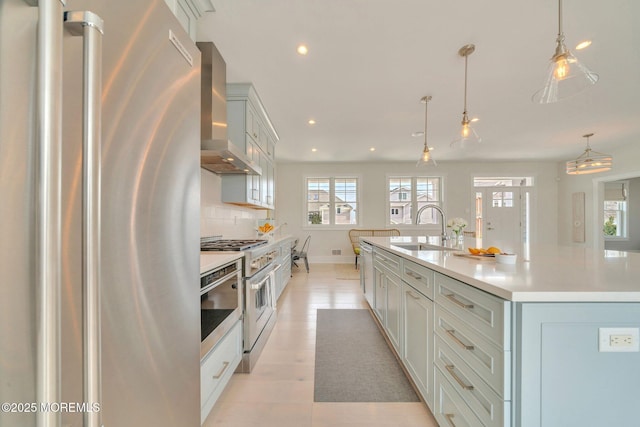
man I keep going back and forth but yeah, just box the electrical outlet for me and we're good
[599,327,640,352]
[610,334,634,347]
[332,249,341,255]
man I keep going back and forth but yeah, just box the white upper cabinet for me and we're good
[224,83,279,210]
[164,0,214,41]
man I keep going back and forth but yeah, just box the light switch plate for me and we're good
[599,327,639,352]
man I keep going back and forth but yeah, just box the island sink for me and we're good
[391,243,453,251]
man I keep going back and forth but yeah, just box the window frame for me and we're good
[603,180,629,241]
[386,174,445,229]
[303,175,361,230]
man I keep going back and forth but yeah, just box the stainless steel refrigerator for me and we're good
[1,1,201,426]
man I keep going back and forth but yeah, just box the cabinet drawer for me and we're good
[201,319,242,422]
[402,260,434,300]
[434,366,484,427]
[435,304,509,399]
[434,334,507,427]
[434,273,510,349]
[374,249,401,276]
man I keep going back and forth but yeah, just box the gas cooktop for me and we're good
[200,239,268,252]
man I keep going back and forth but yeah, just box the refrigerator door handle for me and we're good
[64,11,104,427]
[35,1,65,426]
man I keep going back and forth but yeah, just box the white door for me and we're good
[481,187,522,253]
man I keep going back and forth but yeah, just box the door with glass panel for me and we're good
[478,187,522,253]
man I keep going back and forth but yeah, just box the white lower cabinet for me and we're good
[385,272,403,354]
[363,244,512,426]
[200,319,242,423]
[402,282,433,407]
[434,366,484,427]
[373,265,386,324]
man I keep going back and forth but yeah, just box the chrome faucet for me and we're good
[416,204,448,245]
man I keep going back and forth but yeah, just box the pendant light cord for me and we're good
[558,0,563,37]
[424,97,428,149]
[463,54,468,115]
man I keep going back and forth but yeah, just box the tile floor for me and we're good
[203,263,439,427]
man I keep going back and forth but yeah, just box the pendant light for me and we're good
[451,44,481,148]
[533,0,598,103]
[566,133,612,175]
[416,95,437,167]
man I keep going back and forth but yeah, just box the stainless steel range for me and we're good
[201,237,279,372]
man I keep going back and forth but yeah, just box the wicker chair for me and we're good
[348,229,400,269]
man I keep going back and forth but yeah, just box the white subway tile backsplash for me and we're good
[200,170,266,239]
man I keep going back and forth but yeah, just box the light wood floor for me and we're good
[203,263,439,427]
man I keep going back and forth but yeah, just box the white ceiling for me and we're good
[197,0,640,164]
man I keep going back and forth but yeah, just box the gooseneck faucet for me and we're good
[416,204,449,245]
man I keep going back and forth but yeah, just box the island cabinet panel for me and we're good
[373,265,386,324]
[402,258,434,300]
[373,248,403,354]
[434,366,484,427]
[402,281,434,407]
[514,302,640,427]
[434,272,511,350]
[434,304,509,398]
[433,273,512,427]
[434,334,506,427]
[385,271,403,353]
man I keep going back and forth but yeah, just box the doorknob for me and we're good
[487,227,494,230]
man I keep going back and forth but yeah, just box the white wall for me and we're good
[201,169,267,239]
[557,140,640,248]
[276,160,559,264]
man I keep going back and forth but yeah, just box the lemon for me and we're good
[487,246,501,254]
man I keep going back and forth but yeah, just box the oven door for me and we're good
[200,263,242,359]
[244,266,276,351]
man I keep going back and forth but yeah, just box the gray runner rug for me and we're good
[314,309,420,402]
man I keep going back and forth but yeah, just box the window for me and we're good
[305,177,359,226]
[388,176,442,225]
[604,181,628,239]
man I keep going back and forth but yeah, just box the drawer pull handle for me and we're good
[212,361,230,379]
[445,329,474,350]
[444,413,457,427]
[407,291,420,300]
[406,271,422,280]
[445,364,474,390]
[445,293,474,310]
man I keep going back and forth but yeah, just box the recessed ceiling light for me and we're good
[576,40,592,50]
[308,119,316,125]
[370,147,375,152]
[311,148,317,152]
[297,44,309,55]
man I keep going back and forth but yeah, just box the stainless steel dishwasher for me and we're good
[360,241,374,306]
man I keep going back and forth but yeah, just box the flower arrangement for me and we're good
[446,217,468,237]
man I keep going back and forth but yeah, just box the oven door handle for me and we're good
[250,274,271,290]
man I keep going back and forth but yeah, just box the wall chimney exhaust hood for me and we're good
[197,42,260,175]
[201,139,261,175]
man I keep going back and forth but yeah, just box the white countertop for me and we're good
[363,236,640,302]
[200,252,243,275]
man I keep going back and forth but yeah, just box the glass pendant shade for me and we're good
[566,133,612,175]
[416,95,436,167]
[451,44,481,148]
[533,0,598,104]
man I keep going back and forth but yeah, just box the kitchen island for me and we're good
[362,236,640,427]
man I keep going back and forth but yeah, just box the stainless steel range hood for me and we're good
[201,139,261,174]
[198,42,260,175]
